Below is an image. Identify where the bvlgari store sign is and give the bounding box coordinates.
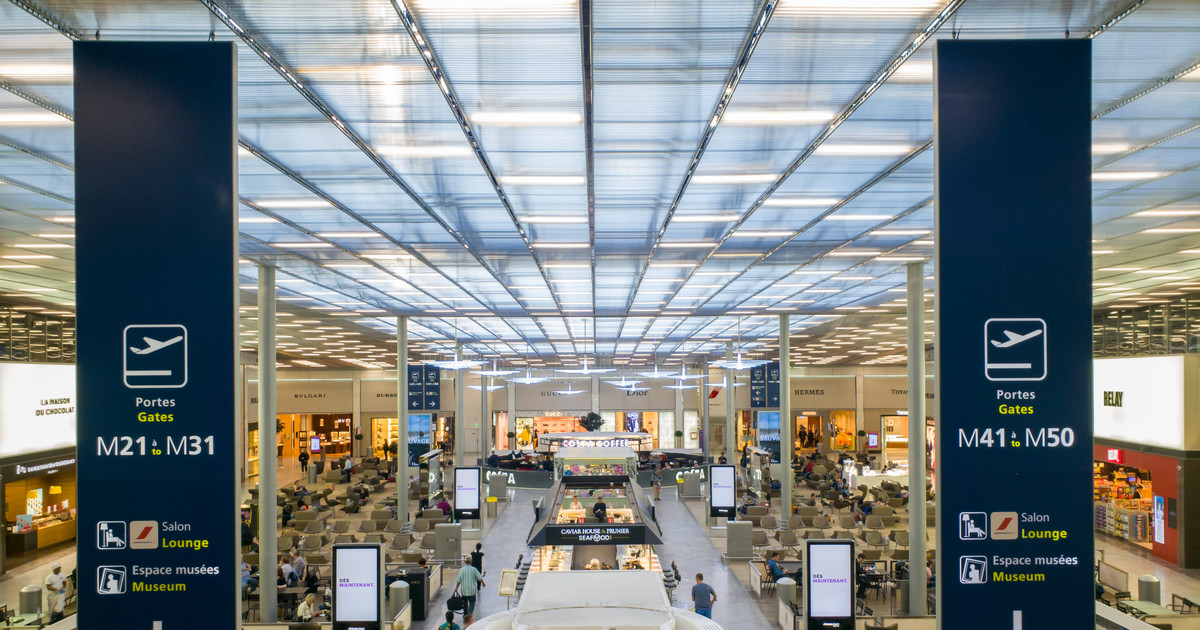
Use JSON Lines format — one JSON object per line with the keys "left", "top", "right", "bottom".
{"left": 245, "top": 378, "right": 353, "bottom": 414}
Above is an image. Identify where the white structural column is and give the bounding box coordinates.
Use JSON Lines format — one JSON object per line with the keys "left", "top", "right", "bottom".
{"left": 779, "top": 314, "right": 792, "bottom": 520}
{"left": 701, "top": 362, "right": 711, "bottom": 460}
{"left": 907, "top": 261, "right": 928, "bottom": 614}
{"left": 257, "top": 266, "right": 278, "bottom": 622}
{"left": 725, "top": 341, "right": 735, "bottom": 462}
{"left": 455, "top": 341, "right": 466, "bottom": 466}
{"left": 397, "top": 316, "right": 409, "bottom": 523}
{"left": 480, "top": 376, "right": 489, "bottom": 460}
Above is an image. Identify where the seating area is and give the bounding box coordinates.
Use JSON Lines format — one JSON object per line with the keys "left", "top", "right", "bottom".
{"left": 243, "top": 457, "right": 441, "bottom": 621}
{"left": 730, "top": 452, "right": 936, "bottom": 615}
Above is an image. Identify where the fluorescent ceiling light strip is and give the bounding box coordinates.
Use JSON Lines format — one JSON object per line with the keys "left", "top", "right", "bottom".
{"left": 531, "top": 243, "right": 589, "bottom": 249}
{"left": 470, "top": 111, "right": 582, "bottom": 124}
{"left": 731, "top": 230, "right": 793, "bottom": 237}
{"left": 499, "top": 176, "right": 585, "bottom": 186}
{"left": 1136, "top": 209, "right": 1200, "bottom": 217}
{"left": 826, "top": 214, "right": 894, "bottom": 221}
{"left": 689, "top": 174, "right": 777, "bottom": 185}
{"left": 674, "top": 214, "right": 742, "bottom": 222}
{"left": 0, "top": 112, "right": 71, "bottom": 126}
{"left": 317, "top": 232, "right": 384, "bottom": 238}
{"left": 274, "top": 242, "right": 333, "bottom": 248}
{"left": 721, "top": 109, "right": 835, "bottom": 124}
{"left": 1093, "top": 171, "right": 1162, "bottom": 181}
{"left": 239, "top": 217, "right": 279, "bottom": 224}
{"left": 519, "top": 216, "right": 588, "bottom": 224}
{"left": 814, "top": 144, "right": 914, "bottom": 156}
{"left": 761, "top": 198, "right": 841, "bottom": 207}
{"left": 255, "top": 199, "right": 332, "bottom": 208}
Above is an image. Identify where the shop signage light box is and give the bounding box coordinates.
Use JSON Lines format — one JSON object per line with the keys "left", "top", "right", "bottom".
{"left": 1094, "top": 356, "right": 1185, "bottom": 450}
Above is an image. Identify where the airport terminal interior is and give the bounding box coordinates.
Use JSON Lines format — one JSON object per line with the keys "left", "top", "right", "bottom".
{"left": 1, "top": 0, "right": 1200, "bottom": 628}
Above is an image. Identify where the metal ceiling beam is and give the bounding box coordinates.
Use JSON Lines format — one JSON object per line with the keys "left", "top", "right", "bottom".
{"left": 201, "top": 0, "right": 560, "bottom": 329}
{"left": 620, "top": 0, "right": 778, "bottom": 314}
{"left": 386, "top": 0, "right": 570, "bottom": 323}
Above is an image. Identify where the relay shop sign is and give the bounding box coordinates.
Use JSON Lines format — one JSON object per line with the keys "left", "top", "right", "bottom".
{"left": 74, "top": 42, "right": 238, "bottom": 628}
{"left": 935, "top": 40, "right": 1093, "bottom": 629}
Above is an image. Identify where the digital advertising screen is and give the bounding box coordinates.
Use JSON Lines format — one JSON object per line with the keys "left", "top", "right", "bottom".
{"left": 333, "top": 544, "right": 382, "bottom": 630}
{"left": 805, "top": 540, "right": 854, "bottom": 624}
{"left": 454, "top": 467, "right": 481, "bottom": 519}
{"left": 709, "top": 465, "right": 736, "bottom": 519}
{"left": 310, "top": 435, "right": 322, "bottom": 453}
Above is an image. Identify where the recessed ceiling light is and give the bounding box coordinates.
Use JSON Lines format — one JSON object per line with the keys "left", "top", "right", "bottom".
{"left": 1144, "top": 228, "right": 1200, "bottom": 234}
{"left": 13, "top": 243, "right": 71, "bottom": 249}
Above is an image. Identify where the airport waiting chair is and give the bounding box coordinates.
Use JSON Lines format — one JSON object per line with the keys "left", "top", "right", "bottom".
{"left": 863, "top": 530, "right": 888, "bottom": 551}
{"left": 757, "top": 515, "right": 778, "bottom": 533}
{"left": 419, "top": 533, "right": 437, "bottom": 551}
{"left": 362, "top": 534, "right": 385, "bottom": 544}
{"left": 300, "top": 520, "right": 324, "bottom": 535}
{"left": 330, "top": 520, "right": 351, "bottom": 534}
{"left": 751, "top": 530, "right": 770, "bottom": 552}
{"left": 389, "top": 534, "right": 412, "bottom": 551}
{"left": 299, "top": 536, "right": 324, "bottom": 553}
{"left": 786, "top": 515, "right": 805, "bottom": 530}
{"left": 357, "top": 520, "right": 377, "bottom": 534}
{"left": 384, "top": 520, "right": 405, "bottom": 533}
{"left": 334, "top": 534, "right": 358, "bottom": 545}
{"left": 276, "top": 536, "right": 294, "bottom": 552}
{"left": 890, "top": 530, "right": 910, "bottom": 549}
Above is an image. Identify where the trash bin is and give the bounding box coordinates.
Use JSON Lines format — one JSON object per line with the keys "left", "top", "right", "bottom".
{"left": 308, "top": 465, "right": 318, "bottom": 484}
{"left": 387, "top": 579, "right": 410, "bottom": 620}
{"left": 1138, "top": 574, "right": 1161, "bottom": 604}
{"left": 18, "top": 585, "right": 41, "bottom": 615}
{"left": 487, "top": 500, "right": 497, "bottom": 519}
{"left": 776, "top": 577, "right": 797, "bottom": 607}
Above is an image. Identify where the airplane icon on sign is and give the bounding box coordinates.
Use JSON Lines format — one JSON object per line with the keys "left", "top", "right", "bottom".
{"left": 129, "top": 336, "right": 184, "bottom": 355}
{"left": 989, "top": 329, "right": 1042, "bottom": 348}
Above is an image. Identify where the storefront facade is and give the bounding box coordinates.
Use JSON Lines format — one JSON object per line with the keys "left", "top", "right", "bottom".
{"left": 0, "top": 363, "right": 78, "bottom": 573}
{"left": 1093, "top": 355, "right": 1200, "bottom": 567}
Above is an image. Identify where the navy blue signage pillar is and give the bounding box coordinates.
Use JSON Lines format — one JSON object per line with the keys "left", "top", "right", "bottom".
{"left": 75, "top": 42, "right": 238, "bottom": 628}
{"left": 935, "top": 40, "right": 1092, "bottom": 629}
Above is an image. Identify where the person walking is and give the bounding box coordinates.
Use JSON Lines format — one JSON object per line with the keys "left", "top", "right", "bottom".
{"left": 44, "top": 563, "right": 68, "bottom": 622}
{"left": 691, "top": 573, "right": 717, "bottom": 619}
{"left": 470, "top": 543, "right": 485, "bottom": 575}
{"left": 651, "top": 465, "right": 662, "bottom": 501}
{"left": 438, "top": 610, "right": 460, "bottom": 630}
{"left": 454, "top": 556, "right": 485, "bottom": 616}
{"left": 298, "top": 448, "right": 309, "bottom": 473}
